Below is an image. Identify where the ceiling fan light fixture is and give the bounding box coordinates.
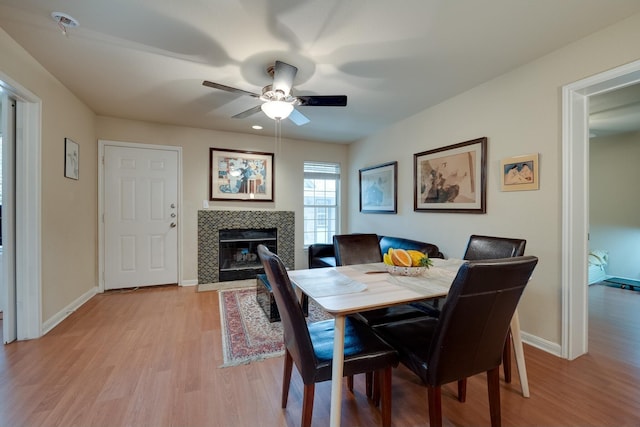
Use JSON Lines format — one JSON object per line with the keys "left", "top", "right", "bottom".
{"left": 261, "top": 101, "right": 294, "bottom": 120}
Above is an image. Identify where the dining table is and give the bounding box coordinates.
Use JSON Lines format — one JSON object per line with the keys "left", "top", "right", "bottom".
{"left": 288, "top": 258, "right": 530, "bottom": 427}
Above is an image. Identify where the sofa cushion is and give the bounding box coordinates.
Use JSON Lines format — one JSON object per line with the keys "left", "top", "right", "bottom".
{"left": 379, "top": 236, "right": 444, "bottom": 259}
{"left": 308, "top": 234, "right": 444, "bottom": 268}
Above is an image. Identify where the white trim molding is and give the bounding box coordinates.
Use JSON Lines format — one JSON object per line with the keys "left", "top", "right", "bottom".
{"left": 42, "top": 286, "right": 98, "bottom": 335}
{"left": 0, "top": 71, "right": 43, "bottom": 340}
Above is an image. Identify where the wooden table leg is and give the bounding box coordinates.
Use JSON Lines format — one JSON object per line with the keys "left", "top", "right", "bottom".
{"left": 510, "top": 309, "right": 530, "bottom": 397}
{"left": 330, "top": 314, "right": 346, "bottom": 427}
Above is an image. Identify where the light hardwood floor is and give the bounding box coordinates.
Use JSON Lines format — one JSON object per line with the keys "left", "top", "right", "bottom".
{"left": 0, "top": 283, "right": 638, "bottom": 426}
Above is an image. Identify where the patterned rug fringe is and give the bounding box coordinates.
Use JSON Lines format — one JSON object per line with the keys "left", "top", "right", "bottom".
{"left": 197, "top": 279, "right": 255, "bottom": 292}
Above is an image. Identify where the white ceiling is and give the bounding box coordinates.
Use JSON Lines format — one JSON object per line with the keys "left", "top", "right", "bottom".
{"left": 589, "top": 82, "right": 640, "bottom": 138}
{"left": 2, "top": 0, "right": 640, "bottom": 143}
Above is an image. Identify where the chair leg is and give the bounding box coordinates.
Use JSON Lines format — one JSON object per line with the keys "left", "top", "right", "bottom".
{"left": 379, "top": 367, "right": 392, "bottom": 427}
{"left": 457, "top": 378, "right": 467, "bottom": 402}
{"left": 427, "top": 385, "right": 442, "bottom": 427}
{"left": 372, "top": 371, "right": 381, "bottom": 407}
{"left": 487, "top": 366, "right": 502, "bottom": 427}
{"left": 503, "top": 328, "right": 512, "bottom": 383}
{"left": 365, "top": 372, "right": 373, "bottom": 398}
{"left": 347, "top": 375, "right": 354, "bottom": 392}
{"left": 282, "top": 349, "right": 293, "bottom": 408}
{"left": 301, "top": 383, "right": 315, "bottom": 427}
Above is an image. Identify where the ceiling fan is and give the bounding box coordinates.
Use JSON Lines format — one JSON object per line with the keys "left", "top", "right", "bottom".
{"left": 202, "top": 60, "right": 347, "bottom": 125}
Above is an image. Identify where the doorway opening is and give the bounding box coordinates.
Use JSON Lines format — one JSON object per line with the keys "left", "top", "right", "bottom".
{"left": 562, "top": 59, "right": 640, "bottom": 360}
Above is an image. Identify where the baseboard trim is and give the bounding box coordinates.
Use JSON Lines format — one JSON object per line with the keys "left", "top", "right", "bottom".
{"left": 181, "top": 279, "right": 198, "bottom": 287}
{"left": 522, "top": 331, "right": 562, "bottom": 357}
{"left": 42, "top": 286, "right": 99, "bottom": 335}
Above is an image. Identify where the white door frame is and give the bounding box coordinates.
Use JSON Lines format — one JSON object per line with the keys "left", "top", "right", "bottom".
{"left": 0, "top": 71, "right": 43, "bottom": 340}
{"left": 98, "top": 140, "right": 183, "bottom": 292}
{"left": 562, "top": 59, "right": 640, "bottom": 360}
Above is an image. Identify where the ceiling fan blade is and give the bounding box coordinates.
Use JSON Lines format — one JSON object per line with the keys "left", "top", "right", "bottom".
{"left": 297, "top": 95, "right": 347, "bottom": 107}
{"left": 272, "top": 61, "right": 298, "bottom": 96}
{"left": 232, "top": 105, "right": 263, "bottom": 119}
{"left": 203, "top": 80, "right": 260, "bottom": 98}
{"left": 288, "top": 108, "right": 310, "bottom": 126}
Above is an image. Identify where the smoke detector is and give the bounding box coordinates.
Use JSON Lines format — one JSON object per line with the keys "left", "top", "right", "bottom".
{"left": 51, "top": 12, "right": 79, "bottom": 35}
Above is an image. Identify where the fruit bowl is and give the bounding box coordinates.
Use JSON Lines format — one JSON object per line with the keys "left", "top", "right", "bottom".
{"left": 385, "top": 264, "right": 429, "bottom": 276}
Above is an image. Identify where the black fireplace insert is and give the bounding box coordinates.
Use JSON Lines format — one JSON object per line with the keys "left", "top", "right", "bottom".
{"left": 218, "top": 228, "right": 277, "bottom": 281}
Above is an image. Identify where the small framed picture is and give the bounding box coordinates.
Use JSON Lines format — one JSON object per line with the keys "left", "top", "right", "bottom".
{"left": 500, "top": 153, "right": 539, "bottom": 191}
{"left": 64, "top": 138, "right": 79, "bottom": 180}
{"left": 359, "top": 161, "right": 397, "bottom": 214}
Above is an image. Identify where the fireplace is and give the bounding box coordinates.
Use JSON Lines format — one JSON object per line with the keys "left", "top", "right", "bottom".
{"left": 198, "top": 210, "right": 294, "bottom": 283}
{"left": 218, "top": 228, "right": 277, "bottom": 281}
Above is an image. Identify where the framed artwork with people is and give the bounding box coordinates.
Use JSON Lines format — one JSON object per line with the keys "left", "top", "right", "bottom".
{"left": 500, "top": 153, "right": 539, "bottom": 191}
{"left": 209, "top": 148, "right": 274, "bottom": 201}
{"left": 414, "top": 137, "right": 487, "bottom": 213}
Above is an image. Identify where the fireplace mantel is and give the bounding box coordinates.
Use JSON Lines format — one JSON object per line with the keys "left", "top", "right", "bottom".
{"left": 198, "top": 210, "right": 294, "bottom": 283}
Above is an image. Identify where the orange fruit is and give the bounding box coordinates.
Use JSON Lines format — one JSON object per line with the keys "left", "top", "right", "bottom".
{"left": 390, "top": 248, "right": 412, "bottom": 267}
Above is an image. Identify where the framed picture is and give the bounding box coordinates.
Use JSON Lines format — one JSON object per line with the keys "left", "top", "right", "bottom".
{"left": 414, "top": 137, "right": 487, "bottom": 213}
{"left": 500, "top": 153, "right": 539, "bottom": 191}
{"left": 209, "top": 148, "right": 274, "bottom": 201}
{"left": 359, "top": 161, "right": 397, "bottom": 214}
{"left": 64, "top": 138, "right": 79, "bottom": 180}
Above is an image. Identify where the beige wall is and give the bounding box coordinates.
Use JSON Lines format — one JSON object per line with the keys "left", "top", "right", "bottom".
{"left": 3, "top": 11, "right": 640, "bottom": 349}
{"left": 589, "top": 131, "right": 640, "bottom": 279}
{"left": 0, "top": 27, "right": 97, "bottom": 323}
{"left": 347, "top": 13, "right": 640, "bottom": 347}
{"left": 95, "top": 117, "right": 349, "bottom": 278}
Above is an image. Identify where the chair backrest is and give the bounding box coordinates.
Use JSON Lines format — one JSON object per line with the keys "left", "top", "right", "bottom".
{"left": 426, "top": 256, "right": 538, "bottom": 386}
{"left": 257, "top": 245, "right": 317, "bottom": 383}
{"left": 333, "top": 234, "right": 382, "bottom": 266}
{"left": 463, "top": 235, "right": 526, "bottom": 260}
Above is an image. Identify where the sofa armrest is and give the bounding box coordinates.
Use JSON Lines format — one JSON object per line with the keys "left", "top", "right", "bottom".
{"left": 308, "top": 243, "right": 336, "bottom": 268}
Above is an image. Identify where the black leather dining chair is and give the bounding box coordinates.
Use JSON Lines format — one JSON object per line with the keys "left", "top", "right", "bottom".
{"left": 257, "top": 245, "right": 399, "bottom": 427}
{"left": 333, "top": 234, "right": 431, "bottom": 400}
{"left": 462, "top": 235, "right": 527, "bottom": 384}
{"left": 373, "top": 256, "right": 538, "bottom": 427}
{"left": 333, "top": 233, "right": 383, "bottom": 265}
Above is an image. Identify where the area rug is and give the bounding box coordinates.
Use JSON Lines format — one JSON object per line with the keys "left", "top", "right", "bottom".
{"left": 219, "top": 287, "right": 330, "bottom": 367}
{"left": 197, "top": 278, "right": 255, "bottom": 292}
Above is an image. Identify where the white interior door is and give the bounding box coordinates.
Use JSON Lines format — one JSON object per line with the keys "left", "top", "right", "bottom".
{"left": 104, "top": 145, "right": 178, "bottom": 290}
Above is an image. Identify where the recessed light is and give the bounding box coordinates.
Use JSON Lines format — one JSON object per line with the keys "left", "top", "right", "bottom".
{"left": 252, "top": 125, "right": 263, "bottom": 130}
{"left": 51, "top": 12, "right": 79, "bottom": 36}
{"left": 51, "top": 12, "right": 80, "bottom": 28}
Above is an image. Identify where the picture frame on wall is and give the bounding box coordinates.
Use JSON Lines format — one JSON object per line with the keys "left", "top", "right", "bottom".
{"left": 500, "top": 153, "right": 539, "bottom": 191}
{"left": 359, "top": 161, "right": 398, "bottom": 214}
{"left": 209, "top": 148, "right": 274, "bottom": 201}
{"left": 64, "top": 138, "right": 79, "bottom": 180}
{"left": 414, "top": 137, "right": 487, "bottom": 213}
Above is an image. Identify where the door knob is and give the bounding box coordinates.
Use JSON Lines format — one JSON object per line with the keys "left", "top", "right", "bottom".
{"left": 171, "top": 213, "right": 176, "bottom": 218}
{"left": 170, "top": 222, "right": 177, "bottom": 228}
{"left": 170, "top": 203, "right": 176, "bottom": 208}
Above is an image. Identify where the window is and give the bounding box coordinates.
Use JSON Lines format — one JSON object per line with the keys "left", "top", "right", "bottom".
{"left": 303, "top": 161, "right": 340, "bottom": 246}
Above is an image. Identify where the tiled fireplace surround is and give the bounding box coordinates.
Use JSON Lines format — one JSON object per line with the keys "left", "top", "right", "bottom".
{"left": 197, "top": 210, "right": 295, "bottom": 283}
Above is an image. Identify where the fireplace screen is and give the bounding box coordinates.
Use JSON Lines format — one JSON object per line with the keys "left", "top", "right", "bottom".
{"left": 218, "top": 228, "right": 277, "bottom": 281}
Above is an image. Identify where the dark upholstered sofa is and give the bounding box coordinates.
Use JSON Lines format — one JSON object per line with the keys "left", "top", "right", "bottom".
{"left": 308, "top": 235, "right": 444, "bottom": 268}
